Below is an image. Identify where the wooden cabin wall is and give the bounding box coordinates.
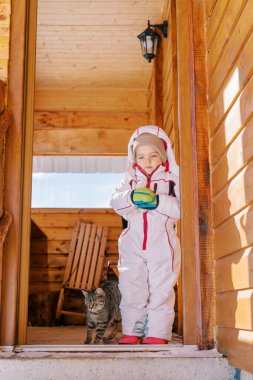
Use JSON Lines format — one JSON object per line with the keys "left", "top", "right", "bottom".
{"left": 0, "top": 1, "right": 10, "bottom": 83}
{"left": 33, "top": 81, "right": 147, "bottom": 156}
{"left": 30, "top": 208, "right": 121, "bottom": 325}
{"left": 0, "top": 0, "right": 11, "bottom": 213}
{"left": 148, "top": 0, "right": 179, "bottom": 159}
{"left": 205, "top": 0, "right": 253, "bottom": 373}
{"left": 0, "top": 0, "right": 10, "bottom": 280}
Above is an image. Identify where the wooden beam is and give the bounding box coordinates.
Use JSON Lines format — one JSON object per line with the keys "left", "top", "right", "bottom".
{"left": 0, "top": 0, "right": 27, "bottom": 346}
{"left": 0, "top": 210, "right": 12, "bottom": 314}
{"left": 154, "top": 39, "right": 163, "bottom": 127}
{"left": 0, "top": 81, "right": 5, "bottom": 113}
{"left": 34, "top": 89, "right": 147, "bottom": 113}
{"left": 191, "top": 0, "right": 215, "bottom": 349}
{"left": 0, "top": 107, "right": 12, "bottom": 217}
{"left": 34, "top": 111, "right": 148, "bottom": 130}
{"left": 33, "top": 128, "right": 133, "bottom": 155}
{"left": 18, "top": 0, "right": 38, "bottom": 345}
{"left": 176, "top": 0, "right": 200, "bottom": 345}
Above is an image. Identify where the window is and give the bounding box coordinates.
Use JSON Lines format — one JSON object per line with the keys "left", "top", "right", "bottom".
{"left": 31, "top": 156, "right": 127, "bottom": 208}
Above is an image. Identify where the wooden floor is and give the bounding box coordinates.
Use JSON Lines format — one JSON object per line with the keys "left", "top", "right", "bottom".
{"left": 27, "top": 326, "right": 183, "bottom": 346}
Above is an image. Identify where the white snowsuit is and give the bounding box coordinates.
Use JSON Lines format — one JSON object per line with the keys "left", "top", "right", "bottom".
{"left": 110, "top": 125, "right": 180, "bottom": 340}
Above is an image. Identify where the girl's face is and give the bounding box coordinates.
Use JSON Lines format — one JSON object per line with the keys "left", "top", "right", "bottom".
{"left": 136, "top": 145, "right": 163, "bottom": 174}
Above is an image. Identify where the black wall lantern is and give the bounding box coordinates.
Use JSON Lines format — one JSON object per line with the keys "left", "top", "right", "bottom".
{"left": 137, "top": 20, "right": 168, "bottom": 62}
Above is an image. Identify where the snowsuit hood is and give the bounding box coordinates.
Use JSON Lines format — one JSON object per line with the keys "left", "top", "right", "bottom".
{"left": 127, "top": 125, "right": 179, "bottom": 176}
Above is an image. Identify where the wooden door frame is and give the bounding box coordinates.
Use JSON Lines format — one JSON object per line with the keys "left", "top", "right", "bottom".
{"left": 1, "top": 0, "right": 211, "bottom": 347}
{"left": 17, "top": 0, "right": 38, "bottom": 344}
{"left": 0, "top": 0, "right": 37, "bottom": 345}
{"left": 176, "top": 0, "right": 214, "bottom": 347}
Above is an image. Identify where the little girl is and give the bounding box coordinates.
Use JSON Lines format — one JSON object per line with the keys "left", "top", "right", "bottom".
{"left": 110, "top": 125, "right": 180, "bottom": 344}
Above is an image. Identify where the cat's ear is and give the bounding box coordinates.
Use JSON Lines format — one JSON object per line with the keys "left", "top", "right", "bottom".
{"left": 95, "top": 288, "right": 105, "bottom": 296}
{"left": 82, "top": 290, "right": 88, "bottom": 298}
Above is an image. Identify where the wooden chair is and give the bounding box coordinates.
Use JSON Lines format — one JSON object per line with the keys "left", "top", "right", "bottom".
{"left": 56, "top": 220, "right": 108, "bottom": 320}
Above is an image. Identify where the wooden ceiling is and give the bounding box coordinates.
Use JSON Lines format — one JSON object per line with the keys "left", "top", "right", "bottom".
{"left": 35, "top": 0, "right": 165, "bottom": 112}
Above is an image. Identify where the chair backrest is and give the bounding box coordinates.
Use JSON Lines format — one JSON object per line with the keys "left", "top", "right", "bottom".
{"left": 63, "top": 220, "right": 108, "bottom": 290}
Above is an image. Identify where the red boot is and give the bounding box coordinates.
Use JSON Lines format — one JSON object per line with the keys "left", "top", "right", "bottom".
{"left": 118, "top": 335, "right": 142, "bottom": 344}
{"left": 142, "top": 337, "right": 168, "bottom": 344}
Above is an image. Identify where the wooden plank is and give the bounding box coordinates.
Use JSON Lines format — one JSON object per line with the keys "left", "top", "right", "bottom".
{"left": 0, "top": 2, "right": 10, "bottom": 24}
{"left": 163, "top": 105, "right": 173, "bottom": 136}
{"left": 31, "top": 226, "right": 121, "bottom": 241}
{"left": 0, "top": 0, "right": 27, "bottom": 346}
{"left": 29, "top": 282, "right": 62, "bottom": 293}
{"left": 38, "top": 1, "right": 163, "bottom": 14}
{"left": 87, "top": 226, "right": 102, "bottom": 289}
{"left": 94, "top": 227, "right": 108, "bottom": 287}
{"left": 207, "top": 0, "right": 247, "bottom": 77}
{"left": 80, "top": 225, "right": 96, "bottom": 289}
{"left": 208, "top": 0, "right": 253, "bottom": 104}
{"left": 69, "top": 223, "right": 86, "bottom": 287}
{"left": 216, "top": 289, "right": 253, "bottom": 330}
{"left": 33, "top": 128, "right": 134, "bottom": 155}
{"left": 176, "top": 0, "right": 199, "bottom": 345}
{"left": 30, "top": 240, "right": 70, "bottom": 254}
{"left": 154, "top": 38, "right": 163, "bottom": 127}
{"left": 191, "top": 0, "right": 215, "bottom": 349}
{"left": 205, "top": 0, "right": 217, "bottom": 19}
{"left": 31, "top": 239, "right": 117, "bottom": 258}
{"left": 62, "top": 221, "right": 79, "bottom": 284}
{"left": 213, "top": 161, "right": 253, "bottom": 227}
{"left": 75, "top": 224, "right": 91, "bottom": 288}
{"left": 0, "top": 36, "right": 9, "bottom": 60}
{"left": 210, "top": 75, "right": 253, "bottom": 166}
{"left": 212, "top": 118, "right": 253, "bottom": 196}
{"left": 34, "top": 111, "right": 147, "bottom": 130}
{"left": 30, "top": 268, "right": 65, "bottom": 283}
{"left": 0, "top": 80, "right": 5, "bottom": 112}
{"left": 37, "top": 13, "right": 162, "bottom": 27}
{"left": 215, "top": 247, "right": 253, "bottom": 292}
{"left": 170, "top": 0, "right": 180, "bottom": 165}
{"left": 31, "top": 208, "right": 117, "bottom": 214}
{"left": 209, "top": 34, "right": 253, "bottom": 134}
{"left": 0, "top": 60, "right": 8, "bottom": 81}
{"left": 31, "top": 213, "right": 122, "bottom": 228}
{"left": 30, "top": 254, "right": 67, "bottom": 268}
{"left": 34, "top": 90, "right": 147, "bottom": 113}
{"left": 214, "top": 205, "right": 253, "bottom": 259}
{"left": 206, "top": 0, "right": 229, "bottom": 50}
{"left": 216, "top": 327, "right": 253, "bottom": 373}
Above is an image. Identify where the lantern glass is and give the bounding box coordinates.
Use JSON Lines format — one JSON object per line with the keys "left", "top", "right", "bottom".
{"left": 137, "top": 28, "right": 159, "bottom": 62}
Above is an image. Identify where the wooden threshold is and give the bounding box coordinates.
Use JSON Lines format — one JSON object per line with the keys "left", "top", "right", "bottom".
{"left": 8, "top": 345, "right": 224, "bottom": 359}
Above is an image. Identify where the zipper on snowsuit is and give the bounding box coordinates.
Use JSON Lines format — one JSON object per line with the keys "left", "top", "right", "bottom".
{"left": 136, "top": 165, "right": 160, "bottom": 250}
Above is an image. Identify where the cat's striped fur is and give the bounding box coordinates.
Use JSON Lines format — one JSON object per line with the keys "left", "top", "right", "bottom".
{"left": 82, "top": 280, "right": 121, "bottom": 344}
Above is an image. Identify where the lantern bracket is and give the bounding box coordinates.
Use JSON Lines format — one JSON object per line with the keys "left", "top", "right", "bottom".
{"left": 148, "top": 20, "right": 168, "bottom": 38}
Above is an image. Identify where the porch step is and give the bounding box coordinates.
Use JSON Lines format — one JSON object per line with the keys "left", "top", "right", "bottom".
{"left": 0, "top": 346, "right": 237, "bottom": 380}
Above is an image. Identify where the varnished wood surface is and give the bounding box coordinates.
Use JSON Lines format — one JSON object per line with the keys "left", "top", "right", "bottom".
{"left": 0, "top": 2, "right": 10, "bottom": 83}
{"left": 0, "top": 0, "right": 26, "bottom": 347}
{"left": 35, "top": 1, "right": 163, "bottom": 92}
{"left": 30, "top": 208, "right": 121, "bottom": 295}
{"left": 206, "top": 0, "right": 253, "bottom": 372}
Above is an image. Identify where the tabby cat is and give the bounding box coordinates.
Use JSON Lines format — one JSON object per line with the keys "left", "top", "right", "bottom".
{"left": 82, "top": 280, "right": 121, "bottom": 344}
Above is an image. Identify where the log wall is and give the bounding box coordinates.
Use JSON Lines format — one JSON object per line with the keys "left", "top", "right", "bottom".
{"left": 30, "top": 208, "right": 121, "bottom": 325}
{"left": 205, "top": 0, "right": 253, "bottom": 373}
{"left": 0, "top": 1, "right": 10, "bottom": 83}
{"left": 148, "top": 0, "right": 179, "bottom": 160}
